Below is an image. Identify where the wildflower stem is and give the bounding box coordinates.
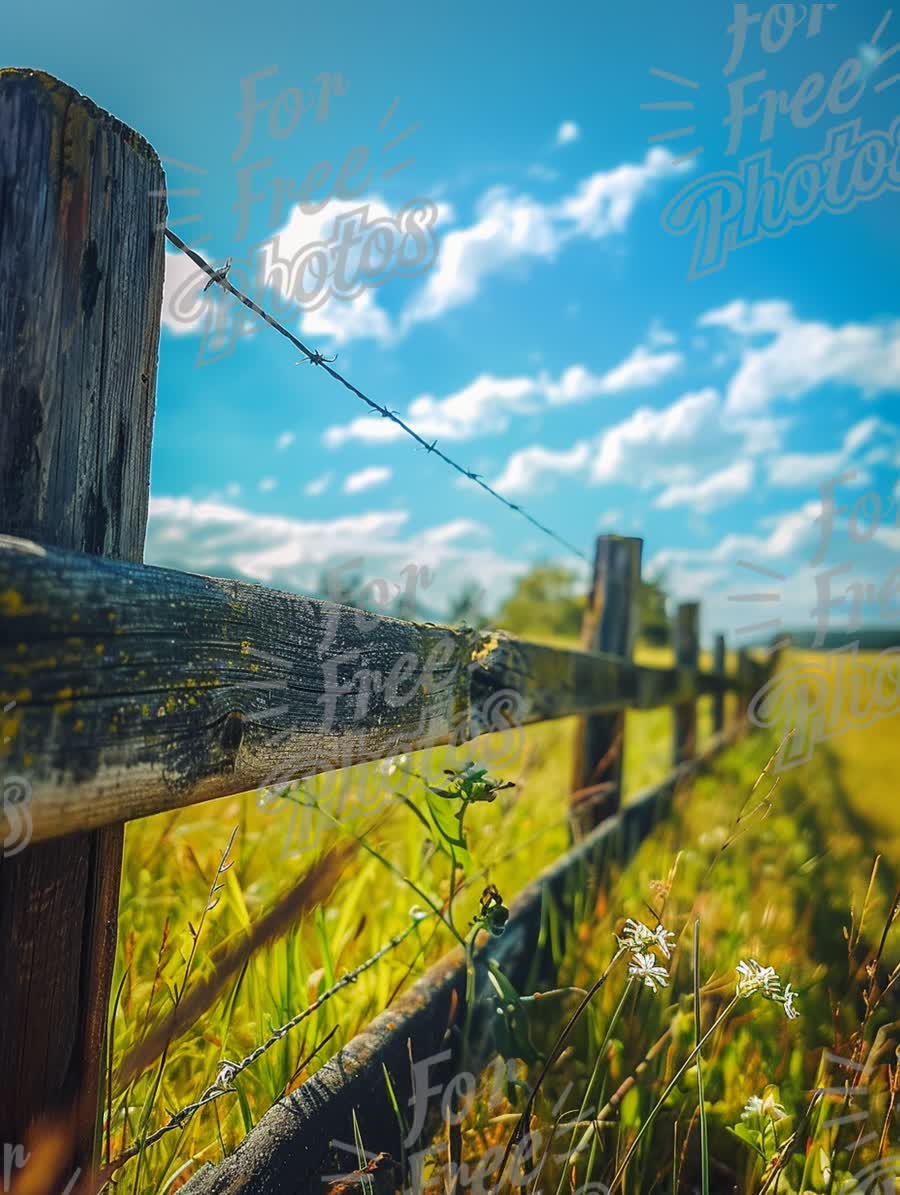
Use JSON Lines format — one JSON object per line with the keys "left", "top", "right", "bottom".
{"left": 283, "top": 789, "right": 465, "bottom": 948}
{"left": 554, "top": 978, "right": 635, "bottom": 1193}
{"left": 607, "top": 996, "right": 740, "bottom": 1194}
{"left": 497, "top": 946, "right": 628, "bottom": 1185}
{"left": 693, "top": 919, "right": 710, "bottom": 1195}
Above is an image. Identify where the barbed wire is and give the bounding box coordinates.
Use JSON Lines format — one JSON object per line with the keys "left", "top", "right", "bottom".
{"left": 103, "top": 764, "right": 624, "bottom": 1184}
{"left": 106, "top": 911, "right": 432, "bottom": 1170}
{"left": 164, "top": 229, "right": 589, "bottom": 564}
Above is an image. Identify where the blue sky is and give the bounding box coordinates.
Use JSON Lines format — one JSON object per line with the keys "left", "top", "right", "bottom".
{"left": 8, "top": 0, "right": 900, "bottom": 642}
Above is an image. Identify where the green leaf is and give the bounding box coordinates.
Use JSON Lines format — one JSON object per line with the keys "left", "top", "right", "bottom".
{"left": 726, "top": 1124, "right": 766, "bottom": 1160}
{"left": 423, "top": 786, "right": 471, "bottom": 868}
{"left": 487, "top": 961, "right": 540, "bottom": 1065}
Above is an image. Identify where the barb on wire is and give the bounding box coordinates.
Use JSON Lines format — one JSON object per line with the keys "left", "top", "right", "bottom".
{"left": 298, "top": 351, "right": 338, "bottom": 366}
{"left": 165, "top": 229, "right": 588, "bottom": 564}
{"left": 104, "top": 911, "right": 432, "bottom": 1173}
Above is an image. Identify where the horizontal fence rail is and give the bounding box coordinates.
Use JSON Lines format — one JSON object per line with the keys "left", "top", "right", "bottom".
{"left": 0, "top": 535, "right": 765, "bottom": 843}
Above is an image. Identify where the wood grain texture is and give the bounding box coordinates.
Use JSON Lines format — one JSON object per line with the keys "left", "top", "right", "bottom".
{"left": 571, "top": 535, "right": 642, "bottom": 833}
{"left": 0, "top": 69, "right": 165, "bottom": 558}
{"left": 0, "top": 537, "right": 749, "bottom": 842}
{"left": 0, "top": 67, "right": 165, "bottom": 1178}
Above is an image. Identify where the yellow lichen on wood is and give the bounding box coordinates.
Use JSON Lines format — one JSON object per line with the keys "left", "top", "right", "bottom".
{"left": 470, "top": 633, "right": 501, "bottom": 666}
{"left": 0, "top": 589, "right": 31, "bottom": 617}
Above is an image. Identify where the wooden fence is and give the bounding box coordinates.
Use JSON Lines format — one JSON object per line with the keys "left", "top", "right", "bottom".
{"left": 0, "top": 69, "right": 773, "bottom": 1194}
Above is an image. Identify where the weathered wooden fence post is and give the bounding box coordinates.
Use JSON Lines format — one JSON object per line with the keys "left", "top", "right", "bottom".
{"left": 673, "top": 602, "right": 699, "bottom": 765}
{"left": 0, "top": 68, "right": 165, "bottom": 1182}
{"left": 736, "top": 647, "right": 752, "bottom": 724}
{"left": 570, "top": 535, "right": 642, "bottom": 835}
{"left": 712, "top": 632, "right": 726, "bottom": 736}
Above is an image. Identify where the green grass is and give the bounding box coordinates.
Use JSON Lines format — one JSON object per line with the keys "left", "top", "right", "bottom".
{"left": 100, "top": 648, "right": 898, "bottom": 1193}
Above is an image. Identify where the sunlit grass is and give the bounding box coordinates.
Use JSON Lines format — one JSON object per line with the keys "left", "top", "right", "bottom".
{"left": 107, "top": 647, "right": 899, "bottom": 1193}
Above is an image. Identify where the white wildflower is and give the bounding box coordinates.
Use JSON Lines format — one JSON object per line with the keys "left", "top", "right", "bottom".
{"left": 741, "top": 1095, "right": 765, "bottom": 1120}
{"left": 617, "top": 918, "right": 676, "bottom": 960}
{"left": 736, "top": 958, "right": 781, "bottom": 999}
{"left": 649, "top": 923, "right": 677, "bottom": 959}
{"left": 781, "top": 982, "right": 800, "bottom": 1021}
{"left": 741, "top": 1092, "right": 787, "bottom": 1124}
{"left": 736, "top": 959, "right": 800, "bottom": 1020}
{"left": 627, "top": 951, "right": 670, "bottom": 992}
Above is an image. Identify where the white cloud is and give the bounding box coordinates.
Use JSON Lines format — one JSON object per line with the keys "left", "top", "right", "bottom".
{"left": 225, "top": 482, "right": 241, "bottom": 499}
{"left": 160, "top": 249, "right": 211, "bottom": 335}
{"left": 556, "top": 120, "right": 581, "bottom": 146}
{"left": 400, "top": 187, "right": 561, "bottom": 333}
{"left": 401, "top": 147, "right": 691, "bottom": 334}
{"left": 325, "top": 373, "right": 541, "bottom": 448}
{"left": 647, "top": 492, "right": 900, "bottom": 641}
{"left": 485, "top": 384, "right": 779, "bottom": 501}
{"left": 163, "top": 149, "right": 692, "bottom": 351}
{"left": 160, "top": 250, "right": 256, "bottom": 347}
{"left": 767, "top": 417, "right": 894, "bottom": 488}
{"left": 343, "top": 465, "right": 393, "bottom": 494}
{"left": 145, "top": 496, "right": 523, "bottom": 611}
{"left": 325, "top": 336, "right": 681, "bottom": 450}
{"left": 591, "top": 388, "right": 722, "bottom": 485}
{"left": 492, "top": 442, "right": 591, "bottom": 496}
{"left": 304, "top": 473, "right": 332, "bottom": 497}
{"left": 700, "top": 299, "right": 900, "bottom": 414}
{"left": 258, "top": 477, "right": 278, "bottom": 493}
{"left": 545, "top": 346, "right": 683, "bottom": 405}
{"left": 276, "top": 431, "right": 296, "bottom": 452}
{"left": 655, "top": 460, "right": 754, "bottom": 512}
{"left": 486, "top": 384, "right": 785, "bottom": 500}
{"left": 555, "top": 147, "right": 690, "bottom": 239}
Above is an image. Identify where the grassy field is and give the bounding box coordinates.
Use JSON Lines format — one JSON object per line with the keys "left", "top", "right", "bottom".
{"left": 102, "top": 648, "right": 899, "bottom": 1193}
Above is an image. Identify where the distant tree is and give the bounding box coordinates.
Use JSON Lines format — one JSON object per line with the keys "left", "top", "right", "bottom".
{"left": 494, "top": 565, "right": 585, "bottom": 640}
{"left": 638, "top": 573, "right": 670, "bottom": 646}
{"left": 494, "top": 562, "right": 670, "bottom": 645}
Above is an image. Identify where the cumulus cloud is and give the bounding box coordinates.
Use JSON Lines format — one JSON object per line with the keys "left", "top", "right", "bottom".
{"left": 700, "top": 299, "right": 900, "bottom": 414}
{"left": 400, "top": 147, "right": 691, "bottom": 334}
{"left": 160, "top": 249, "right": 211, "bottom": 335}
{"left": 591, "top": 388, "right": 721, "bottom": 485}
{"left": 399, "top": 187, "right": 561, "bottom": 333}
{"left": 766, "top": 418, "right": 891, "bottom": 489}
{"left": 487, "top": 386, "right": 784, "bottom": 501}
{"left": 162, "top": 148, "right": 691, "bottom": 350}
{"left": 324, "top": 334, "right": 681, "bottom": 449}
{"left": 647, "top": 490, "right": 900, "bottom": 640}
{"left": 276, "top": 431, "right": 296, "bottom": 452}
{"left": 556, "top": 120, "right": 581, "bottom": 146}
{"left": 145, "top": 496, "right": 523, "bottom": 611}
{"left": 545, "top": 346, "right": 682, "bottom": 404}
{"left": 342, "top": 465, "right": 393, "bottom": 494}
{"left": 555, "top": 147, "right": 689, "bottom": 238}
{"left": 655, "top": 460, "right": 754, "bottom": 512}
{"left": 492, "top": 442, "right": 591, "bottom": 496}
